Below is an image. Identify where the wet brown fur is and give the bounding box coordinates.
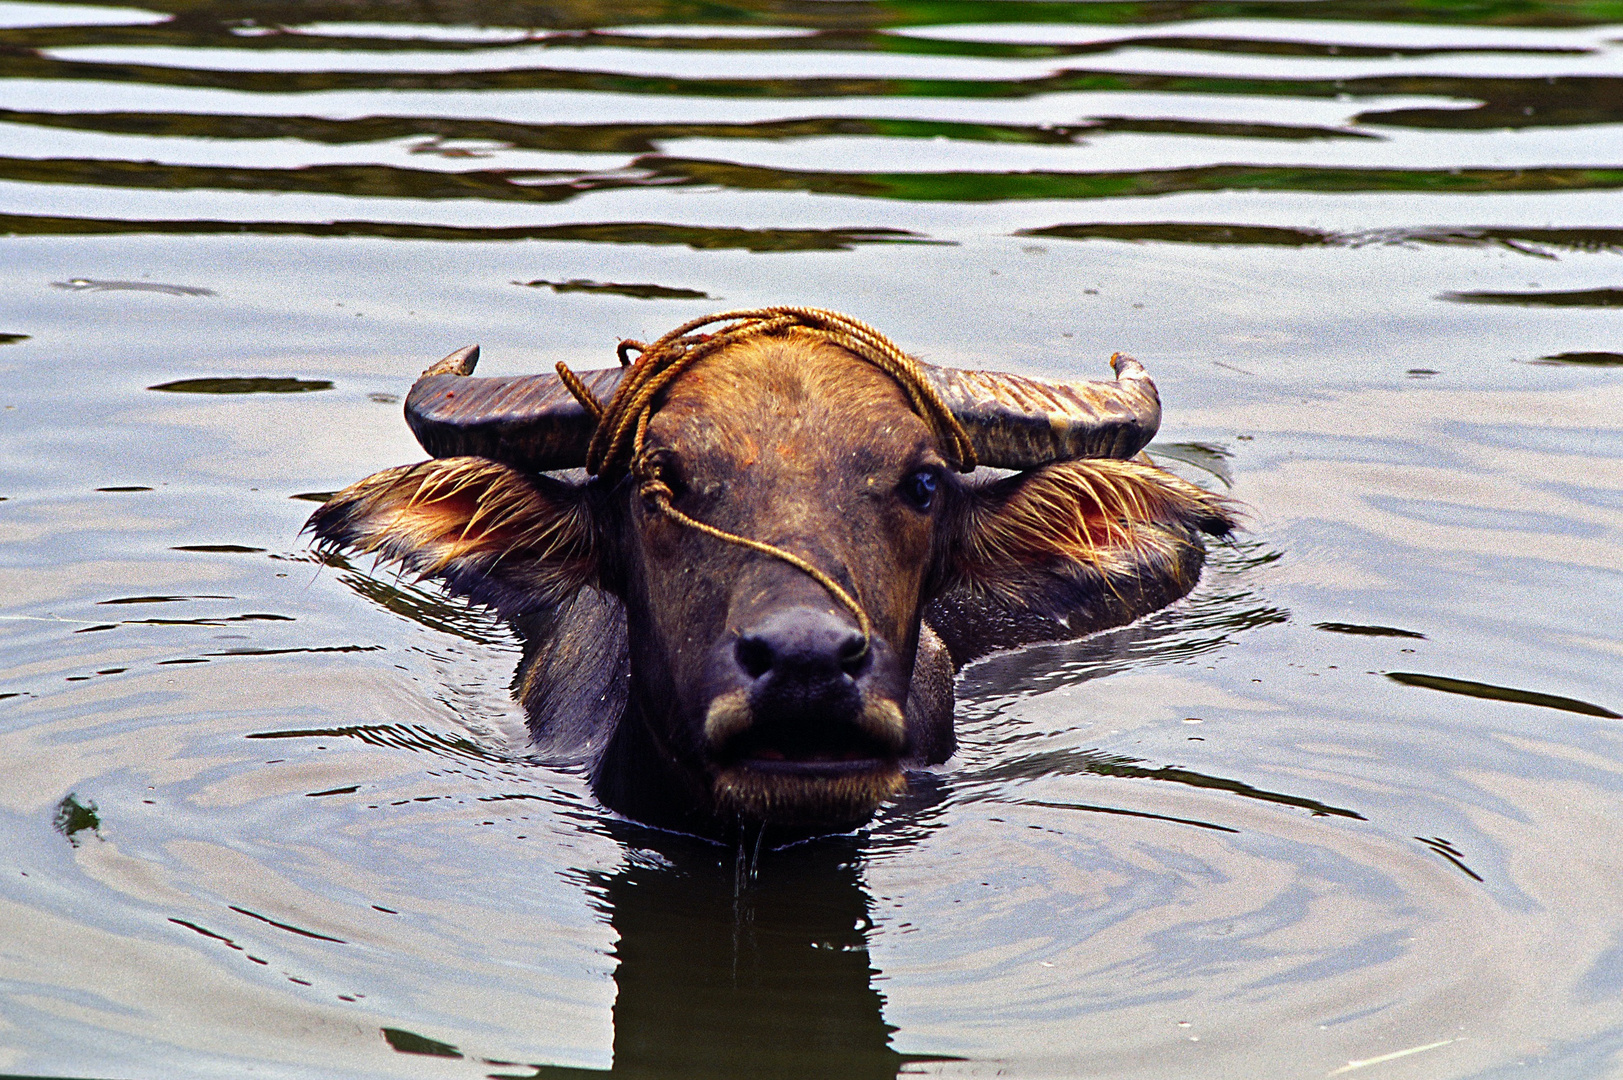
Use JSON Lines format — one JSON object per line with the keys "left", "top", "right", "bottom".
{"left": 309, "top": 457, "right": 594, "bottom": 613}
{"left": 958, "top": 457, "right": 1233, "bottom": 606}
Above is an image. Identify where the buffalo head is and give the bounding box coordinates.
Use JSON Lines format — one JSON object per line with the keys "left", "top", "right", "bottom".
{"left": 308, "top": 309, "right": 1233, "bottom": 839}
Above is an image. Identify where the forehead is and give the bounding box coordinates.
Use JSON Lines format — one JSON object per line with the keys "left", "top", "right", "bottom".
{"left": 647, "top": 333, "right": 935, "bottom": 465}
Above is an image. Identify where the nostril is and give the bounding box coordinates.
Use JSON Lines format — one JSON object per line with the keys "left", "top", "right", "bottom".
{"left": 735, "top": 634, "right": 775, "bottom": 680}
{"left": 838, "top": 632, "right": 870, "bottom": 678}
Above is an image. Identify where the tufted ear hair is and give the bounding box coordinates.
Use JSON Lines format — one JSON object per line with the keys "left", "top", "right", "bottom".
{"left": 305, "top": 457, "right": 596, "bottom": 620}
{"left": 933, "top": 459, "right": 1236, "bottom": 662}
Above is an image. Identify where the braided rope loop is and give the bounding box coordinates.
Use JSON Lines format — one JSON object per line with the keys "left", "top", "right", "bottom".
{"left": 557, "top": 308, "right": 976, "bottom": 656}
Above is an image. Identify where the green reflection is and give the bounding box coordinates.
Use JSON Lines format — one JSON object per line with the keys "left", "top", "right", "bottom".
{"left": 1533, "top": 351, "right": 1623, "bottom": 366}
{"left": 640, "top": 157, "right": 1623, "bottom": 202}
{"left": 148, "top": 377, "right": 333, "bottom": 394}
{"left": 21, "top": 154, "right": 1606, "bottom": 208}
{"left": 52, "top": 793, "right": 100, "bottom": 847}
{"left": 1386, "top": 672, "right": 1622, "bottom": 718}
{"left": 0, "top": 108, "right": 1369, "bottom": 151}
{"left": 7, "top": 0, "right": 1623, "bottom": 36}
{"left": 0, "top": 19, "right": 1602, "bottom": 58}
{"left": 6, "top": 48, "right": 1620, "bottom": 130}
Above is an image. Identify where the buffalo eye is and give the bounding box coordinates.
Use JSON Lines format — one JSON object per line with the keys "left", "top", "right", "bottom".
{"left": 900, "top": 468, "right": 938, "bottom": 512}
{"left": 642, "top": 451, "right": 687, "bottom": 500}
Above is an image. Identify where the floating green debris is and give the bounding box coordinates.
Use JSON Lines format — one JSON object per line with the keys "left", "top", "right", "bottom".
{"left": 148, "top": 377, "right": 333, "bottom": 394}
{"left": 95, "top": 485, "right": 153, "bottom": 492}
{"left": 53, "top": 793, "right": 100, "bottom": 847}
{"left": 1387, "top": 672, "right": 1620, "bottom": 718}
{"left": 517, "top": 278, "right": 712, "bottom": 299}
{"left": 1316, "top": 622, "right": 1427, "bottom": 639}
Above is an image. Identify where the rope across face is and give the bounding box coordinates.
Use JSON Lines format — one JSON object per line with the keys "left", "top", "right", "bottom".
{"left": 556, "top": 307, "right": 979, "bottom": 659}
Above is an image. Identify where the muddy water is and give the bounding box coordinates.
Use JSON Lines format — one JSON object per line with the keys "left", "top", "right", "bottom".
{"left": 1, "top": 2, "right": 1621, "bottom": 1078}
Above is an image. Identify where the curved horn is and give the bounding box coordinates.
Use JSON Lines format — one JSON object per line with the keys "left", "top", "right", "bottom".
{"left": 404, "top": 346, "right": 628, "bottom": 472}
{"left": 404, "top": 345, "right": 1160, "bottom": 474}
{"left": 922, "top": 353, "right": 1161, "bottom": 467}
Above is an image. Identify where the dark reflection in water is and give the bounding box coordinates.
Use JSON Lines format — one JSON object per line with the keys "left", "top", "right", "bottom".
{"left": 1414, "top": 835, "right": 1484, "bottom": 882}
{"left": 1023, "top": 222, "right": 1623, "bottom": 256}
{"left": 12, "top": 155, "right": 1619, "bottom": 207}
{"left": 0, "top": 108, "right": 1369, "bottom": 152}
{"left": 247, "top": 721, "right": 518, "bottom": 763}
{"left": 52, "top": 793, "right": 100, "bottom": 848}
{"left": 516, "top": 836, "right": 945, "bottom": 1080}
{"left": 973, "top": 747, "right": 1365, "bottom": 820}
{"left": 0, "top": 213, "right": 926, "bottom": 251}
{"left": 516, "top": 279, "right": 713, "bottom": 300}
{"left": 1442, "top": 288, "right": 1623, "bottom": 307}
{"left": 6, "top": 46, "right": 1621, "bottom": 132}
{"left": 1386, "top": 671, "right": 1622, "bottom": 719}
{"left": 148, "top": 377, "right": 333, "bottom": 393}
{"left": 956, "top": 538, "right": 1288, "bottom": 696}
{"left": 0, "top": 18, "right": 1597, "bottom": 59}
{"left": 1149, "top": 440, "right": 1232, "bottom": 487}
{"left": 1534, "top": 351, "right": 1623, "bottom": 366}
{"left": 1314, "top": 621, "right": 1426, "bottom": 639}
{"left": 368, "top": 837, "right": 943, "bottom": 1078}
{"left": 333, "top": 563, "right": 513, "bottom": 645}
{"left": 50, "top": 277, "right": 214, "bottom": 296}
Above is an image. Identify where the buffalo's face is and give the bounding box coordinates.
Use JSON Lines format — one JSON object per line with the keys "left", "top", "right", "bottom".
{"left": 307, "top": 317, "right": 1236, "bottom": 838}
{"left": 616, "top": 336, "right": 946, "bottom": 829}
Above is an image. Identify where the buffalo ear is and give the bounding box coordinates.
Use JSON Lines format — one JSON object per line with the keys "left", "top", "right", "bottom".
{"left": 935, "top": 459, "right": 1235, "bottom": 659}
{"left": 305, "top": 457, "right": 595, "bottom": 619}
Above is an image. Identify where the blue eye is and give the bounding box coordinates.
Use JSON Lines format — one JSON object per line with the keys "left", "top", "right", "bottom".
{"left": 902, "top": 469, "right": 937, "bottom": 511}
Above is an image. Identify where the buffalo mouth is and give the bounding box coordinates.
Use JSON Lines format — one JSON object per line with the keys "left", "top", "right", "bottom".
{"left": 705, "top": 691, "right": 908, "bottom": 828}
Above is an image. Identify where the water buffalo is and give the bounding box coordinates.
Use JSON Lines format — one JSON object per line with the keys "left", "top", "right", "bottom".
{"left": 308, "top": 309, "right": 1233, "bottom": 840}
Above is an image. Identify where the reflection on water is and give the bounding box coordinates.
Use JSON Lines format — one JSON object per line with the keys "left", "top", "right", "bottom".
{"left": 370, "top": 839, "right": 946, "bottom": 1080}
{"left": 148, "top": 376, "right": 334, "bottom": 393}
{"left": 1386, "top": 671, "right": 1622, "bottom": 719}
{"left": 516, "top": 278, "right": 713, "bottom": 299}
{"left": 2, "top": 0, "right": 1623, "bottom": 1077}
{"left": 569, "top": 840, "right": 932, "bottom": 1080}
{"left": 1020, "top": 222, "right": 1623, "bottom": 255}
{"left": 50, "top": 275, "right": 214, "bottom": 294}
{"left": 1443, "top": 287, "right": 1623, "bottom": 307}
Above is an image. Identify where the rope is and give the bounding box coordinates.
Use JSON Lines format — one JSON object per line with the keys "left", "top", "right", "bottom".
{"left": 555, "top": 307, "right": 978, "bottom": 657}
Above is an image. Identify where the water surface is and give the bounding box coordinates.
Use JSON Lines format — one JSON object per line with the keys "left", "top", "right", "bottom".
{"left": 1, "top": 2, "right": 1621, "bottom": 1077}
